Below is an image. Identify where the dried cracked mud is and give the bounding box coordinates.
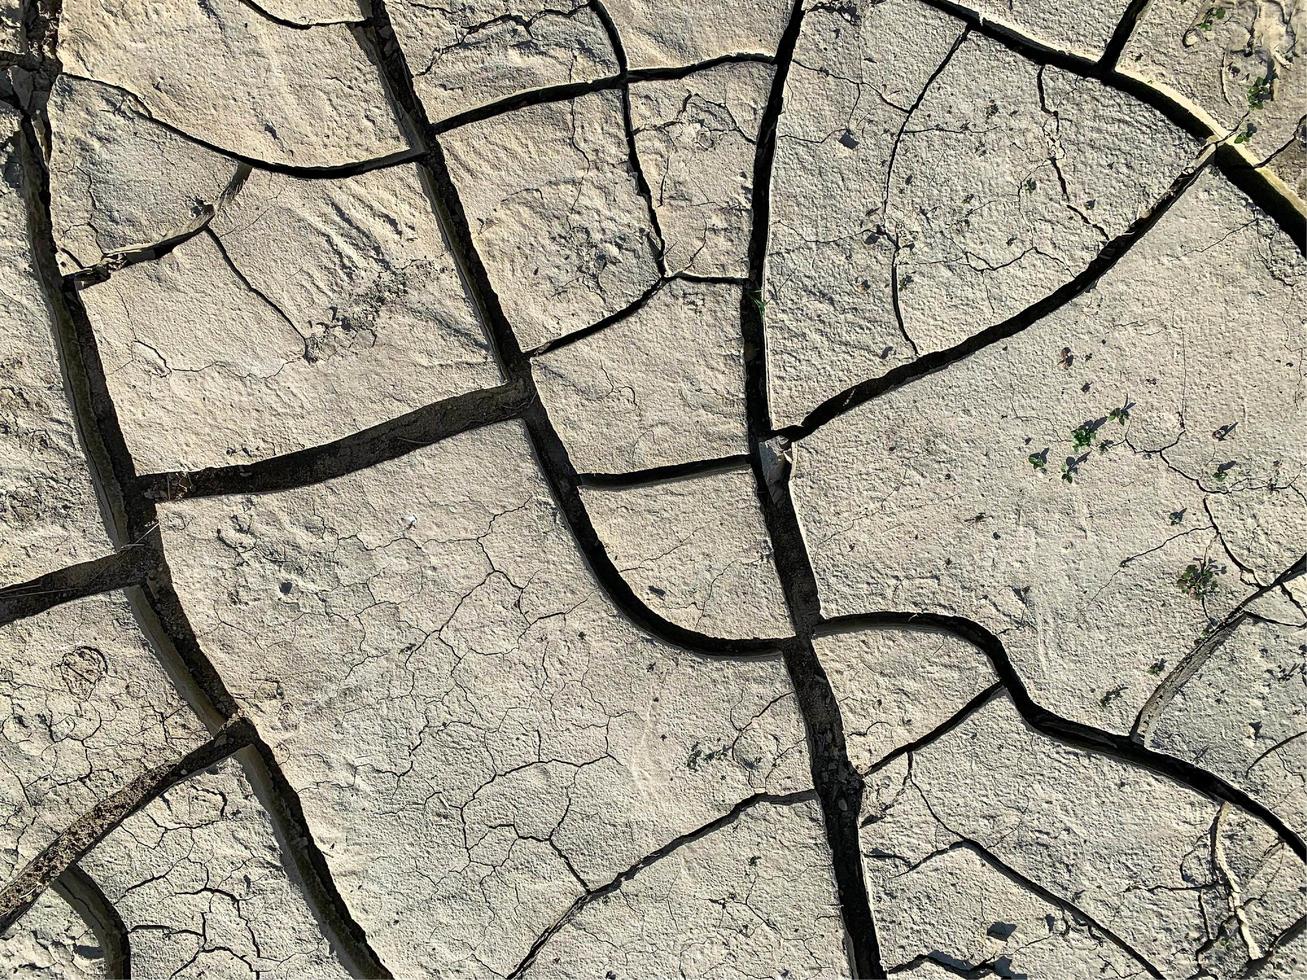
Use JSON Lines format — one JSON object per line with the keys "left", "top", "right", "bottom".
{"left": 0, "top": 0, "right": 1304, "bottom": 977}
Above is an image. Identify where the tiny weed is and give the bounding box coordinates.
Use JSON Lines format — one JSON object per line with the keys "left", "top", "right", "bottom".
{"left": 1197, "top": 5, "right": 1226, "bottom": 31}
{"left": 1071, "top": 422, "right": 1096, "bottom": 450}
{"left": 1233, "top": 123, "right": 1256, "bottom": 145}
{"left": 1028, "top": 449, "right": 1048, "bottom": 471}
{"left": 1177, "top": 558, "right": 1222, "bottom": 600}
{"left": 1108, "top": 405, "right": 1130, "bottom": 425}
{"left": 749, "top": 290, "right": 768, "bottom": 318}
{"left": 1147, "top": 659, "right": 1167, "bottom": 675}
{"left": 1248, "top": 74, "right": 1272, "bottom": 110}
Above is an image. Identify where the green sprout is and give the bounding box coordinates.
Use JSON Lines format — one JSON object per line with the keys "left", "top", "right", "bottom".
{"left": 1233, "top": 123, "right": 1256, "bottom": 144}
{"left": 1071, "top": 422, "right": 1097, "bottom": 450}
{"left": 749, "top": 290, "right": 768, "bottom": 319}
{"left": 1177, "top": 559, "right": 1221, "bottom": 599}
{"left": 1028, "top": 451, "right": 1047, "bottom": 471}
{"left": 1197, "top": 5, "right": 1226, "bottom": 31}
{"left": 1108, "top": 405, "right": 1130, "bottom": 425}
{"left": 1061, "top": 461, "right": 1076, "bottom": 484}
{"left": 1248, "top": 74, "right": 1272, "bottom": 110}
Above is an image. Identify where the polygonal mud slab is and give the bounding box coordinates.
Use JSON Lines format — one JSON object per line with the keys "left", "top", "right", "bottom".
{"left": 2, "top": 0, "right": 1305, "bottom": 977}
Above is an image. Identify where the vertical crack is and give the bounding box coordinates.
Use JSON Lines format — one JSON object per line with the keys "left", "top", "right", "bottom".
{"left": 740, "top": 2, "right": 885, "bottom": 975}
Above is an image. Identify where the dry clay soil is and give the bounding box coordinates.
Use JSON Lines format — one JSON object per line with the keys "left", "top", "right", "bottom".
{"left": 1, "top": 0, "right": 1305, "bottom": 978}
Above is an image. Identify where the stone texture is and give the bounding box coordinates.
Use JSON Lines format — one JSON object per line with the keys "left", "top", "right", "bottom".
{"left": 0, "top": 104, "right": 111, "bottom": 586}
{"left": 793, "top": 170, "right": 1305, "bottom": 733}
{"left": 58, "top": 0, "right": 407, "bottom": 166}
{"left": 77, "top": 161, "right": 499, "bottom": 473}
{"left": 391, "top": 0, "right": 618, "bottom": 122}
{"left": 79, "top": 758, "right": 351, "bottom": 979}
{"left": 630, "top": 63, "right": 773, "bottom": 277}
{"left": 522, "top": 798, "right": 845, "bottom": 978}
{"left": 5, "top": 0, "right": 1306, "bottom": 975}
{"left": 0, "top": 887, "right": 100, "bottom": 979}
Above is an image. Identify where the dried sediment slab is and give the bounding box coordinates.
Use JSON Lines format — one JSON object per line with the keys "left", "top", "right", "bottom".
{"left": 46, "top": 77, "right": 245, "bottom": 273}
{"left": 888, "top": 39, "right": 1195, "bottom": 354}
{"left": 870, "top": 840, "right": 1152, "bottom": 978}
{"left": 57, "top": 0, "right": 407, "bottom": 166}
{"left": 962, "top": 0, "right": 1137, "bottom": 60}
{"left": 77, "top": 162, "right": 499, "bottom": 473}
{"left": 533, "top": 279, "right": 747, "bottom": 472}
{"left": 768, "top": 3, "right": 1198, "bottom": 426}
{"left": 0, "top": 107, "right": 111, "bottom": 585}
{"left": 78, "top": 758, "right": 351, "bottom": 980}
{"left": 815, "top": 627, "right": 995, "bottom": 773}
{"left": 390, "top": 0, "right": 618, "bottom": 122}
{"left": 860, "top": 695, "right": 1304, "bottom": 976}
{"left": 630, "top": 63, "right": 773, "bottom": 277}
{"left": 581, "top": 468, "right": 792, "bottom": 640}
{"left": 767, "top": 0, "right": 964, "bottom": 426}
{"left": 0, "top": 887, "right": 101, "bottom": 979}
{"left": 603, "top": 0, "right": 790, "bottom": 68}
{"left": 442, "top": 91, "right": 661, "bottom": 350}
{"left": 0, "top": 591, "right": 207, "bottom": 883}
{"left": 1146, "top": 618, "right": 1307, "bottom": 841}
{"left": 521, "top": 798, "right": 845, "bottom": 978}
{"left": 1121, "top": 0, "right": 1306, "bottom": 174}
{"left": 792, "top": 171, "right": 1306, "bottom": 733}
{"left": 156, "top": 422, "right": 811, "bottom": 976}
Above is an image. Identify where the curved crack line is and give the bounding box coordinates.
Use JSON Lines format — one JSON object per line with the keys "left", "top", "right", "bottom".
{"left": 360, "top": 0, "right": 789, "bottom": 658}
{"left": 505, "top": 789, "right": 818, "bottom": 978}
{"left": 779, "top": 148, "right": 1213, "bottom": 441}
{"left": 1133, "top": 552, "right": 1307, "bottom": 740}
{"left": 818, "top": 611, "right": 1307, "bottom": 864}
{"left": 52, "top": 864, "right": 132, "bottom": 980}
{"left": 14, "top": 73, "right": 397, "bottom": 978}
{"left": 0, "top": 717, "right": 256, "bottom": 933}
{"left": 912, "top": 0, "right": 1306, "bottom": 247}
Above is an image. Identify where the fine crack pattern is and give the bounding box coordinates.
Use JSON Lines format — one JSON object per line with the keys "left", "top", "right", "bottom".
{"left": 1, "top": 0, "right": 1305, "bottom": 978}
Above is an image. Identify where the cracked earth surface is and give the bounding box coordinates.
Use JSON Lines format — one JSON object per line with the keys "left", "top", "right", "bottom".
{"left": 0, "top": 0, "right": 1304, "bottom": 977}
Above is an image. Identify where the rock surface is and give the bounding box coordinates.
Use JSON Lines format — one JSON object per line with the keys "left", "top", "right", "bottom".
{"left": 1, "top": 0, "right": 1303, "bottom": 977}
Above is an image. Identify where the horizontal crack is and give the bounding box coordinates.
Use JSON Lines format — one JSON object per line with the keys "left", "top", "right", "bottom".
{"left": 0, "top": 547, "right": 154, "bottom": 626}
{"left": 134, "top": 379, "right": 532, "bottom": 501}
{"left": 577, "top": 453, "right": 753, "bottom": 489}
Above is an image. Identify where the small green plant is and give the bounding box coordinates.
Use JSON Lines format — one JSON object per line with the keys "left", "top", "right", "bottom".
{"left": 1108, "top": 405, "right": 1130, "bottom": 425}
{"left": 1147, "top": 659, "right": 1167, "bottom": 676}
{"left": 1233, "top": 123, "right": 1256, "bottom": 144}
{"left": 1071, "top": 422, "right": 1097, "bottom": 450}
{"left": 1178, "top": 559, "right": 1222, "bottom": 599}
{"left": 1248, "top": 74, "right": 1272, "bottom": 110}
{"left": 1169, "top": 509, "right": 1186, "bottom": 525}
{"left": 1197, "top": 5, "right": 1226, "bottom": 31}
{"left": 1061, "top": 460, "right": 1076, "bottom": 483}
{"left": 749, "top": 290, "right": 768, "bottom": 318}
{"left": 1028, "top": 450, "right": 1047, "bottom": 471}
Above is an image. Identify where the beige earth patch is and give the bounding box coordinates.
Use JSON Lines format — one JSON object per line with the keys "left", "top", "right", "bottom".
{"left": 1, "top": 1, "right": 1303, "bottom": 978}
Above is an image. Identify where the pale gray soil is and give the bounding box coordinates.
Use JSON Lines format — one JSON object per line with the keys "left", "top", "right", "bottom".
{"left": 1, "top": 1, "right": 1304, "bottom": 978}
